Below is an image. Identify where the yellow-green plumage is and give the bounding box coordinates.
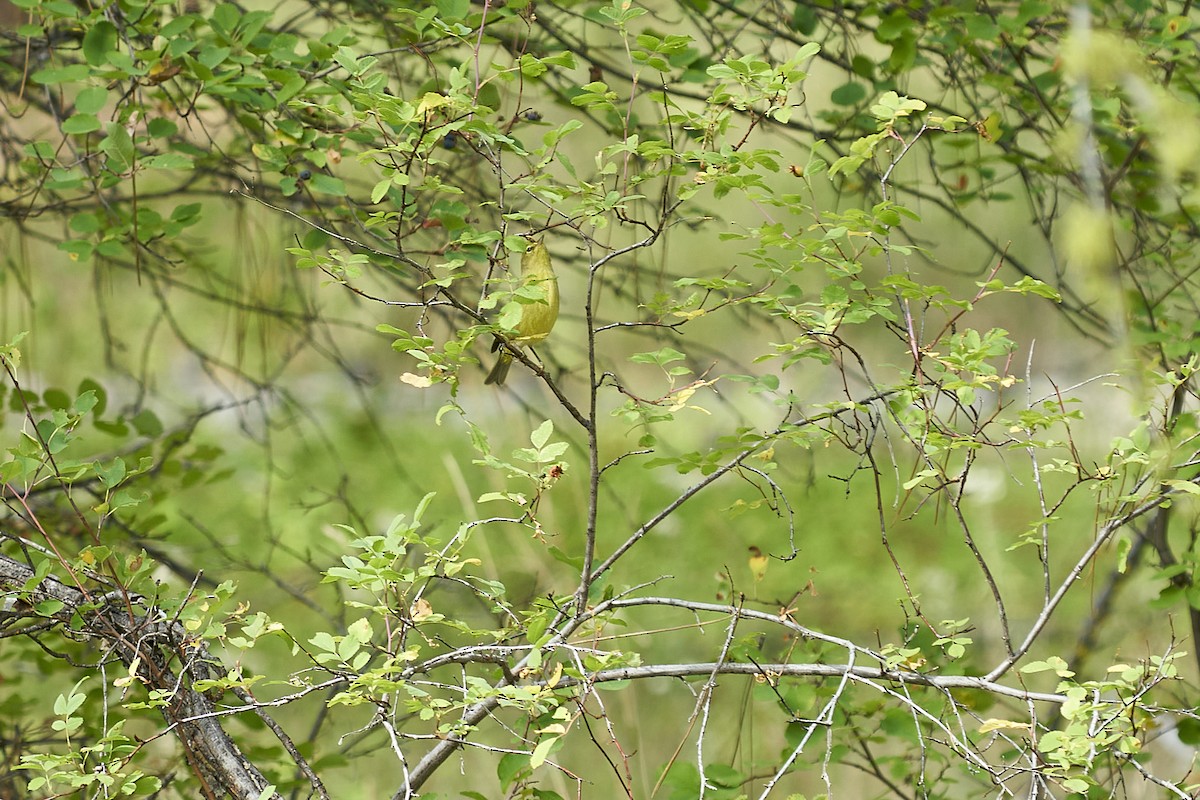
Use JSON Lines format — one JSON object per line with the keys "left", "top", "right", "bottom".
{"left": 485, "top": 241, "right": 559, "bottom": 385}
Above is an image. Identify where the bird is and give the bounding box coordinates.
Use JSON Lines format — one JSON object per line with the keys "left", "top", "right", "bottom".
{"left": 485, "top": 240, "right": 559, "bottom": 385}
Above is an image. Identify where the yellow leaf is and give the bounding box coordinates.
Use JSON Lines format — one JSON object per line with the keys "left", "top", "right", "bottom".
{"left": 410, "top": 598, "right": 433, "bottom": 621}
{"left": 400, "top": 372, "right": 433, "bottom": 388}
{"left": 417, "top": 92, "right": 448, "bottom": 116}
{"left": 546, "top": 661, "right": 563, "bottom": 688}
{"left": 749, "top": 546, "right": 768, "bottom": 582}
{"left": 979, "top": 718, "right": 1032, "bottom": 734}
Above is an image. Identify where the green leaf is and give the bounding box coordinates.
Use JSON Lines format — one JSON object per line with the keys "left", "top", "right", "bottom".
{"left": 100, "top": 123, "right": 137, "bottom": 173}
{"left": 309, "top": 174, "right": 346, "bottom": 196}
{"left": 530, "top": 420, "right": 553, "bottom": 449}
{"left": 498, "top": 752, "right": 527, "bottom": 789}
{"left": 870, "top": 91, "right": 926, "bottom": 122}
{"left": 34, "top": 598, "right": 65, "bottom": 615}
{"left": 198, "top": 45, "right": 232, "bottom": 69}
{"left": 876, "top": 11, "right": 912, "bottom": 42}
{"left": 529, "top": 736, "right": 555, "bottom": 769}
{"left": 705, "top": 764, "right": 745, "bottom": 788}
{"left": 74, "top": 389, "right": 99, "bottom": 415}
{"left": 210, "top": 2, "right": 240, "bottom": 35}
{"left": 75, "top": 380, "right": 106, "bottom": 416}
{"left": 142, "top": 153, "right": 195, "bottom": 170}
{"left": 1019, "top": 657, "right": 1074, "bottom": 677}
{"left": 74, "top": 86, "right": 108, "bottom": 115}
{"left": 97, "top": 457, "right": 127, "bottom": 488}
{"left": 1176, "top": 717, "right": 1200, "bottom": 746}
{"left": 31, "top": 64, "right": 90, "bottom": 85}
{"left": 147, "top": 118, "right": 178, "bottom": 138}
{"left": 434, "top": 0, "right": 469, "bottom": 21}
{"left": 70, "top": 211, "right": 102, "bottom": 232}
{"left": 630, "top": 347, "right": 686, "bottom": 368}
{"left": 370, "top": 178, "right": 391, "bottom": 204}
{"left": 159, "top": 15, "right": 195, "bottom": 37}
{"left": 131, "top": 409, "right": 163, "bottom": 437}
{"left": 42, "top": 388, "right": 70, "bottom": 409}
{"left": 62, "top": 114, "right": 101, "bottom": 135}
{"left": 830, "top": 81, "right": 867, "bottom": 106}
{"left": 902, "top": 469, "right": 938, "bottom": 490}
{"left": 82, "top": 20, "right": 118, "bottom": 66}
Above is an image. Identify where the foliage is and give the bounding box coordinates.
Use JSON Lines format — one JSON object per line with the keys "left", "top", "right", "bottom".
{"left": 3, "top": 0, "right": 1200, "bottom": 798}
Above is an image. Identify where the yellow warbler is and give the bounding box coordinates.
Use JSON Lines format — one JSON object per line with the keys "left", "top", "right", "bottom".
{"left": 485, "top": 240, "right": 559, "bottom": 385}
